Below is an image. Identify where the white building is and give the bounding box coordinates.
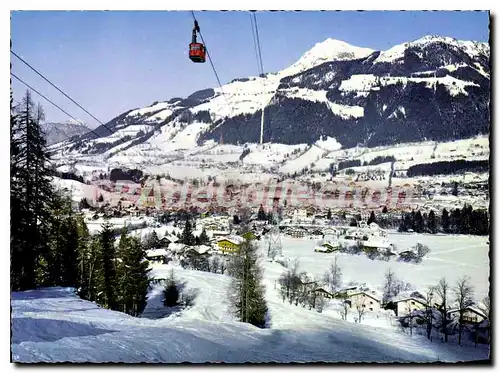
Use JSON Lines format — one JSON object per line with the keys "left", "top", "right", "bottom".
{"left": 347, "top": 290, "right": 382, "bottom": 312}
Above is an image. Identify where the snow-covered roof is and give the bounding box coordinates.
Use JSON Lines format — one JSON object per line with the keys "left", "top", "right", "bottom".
{"left": 168, "top": 243, "right": 186, "bottom": 253}
{"left": 217, "top": 236, "right": 244, "bottom": 245}
{"left": 390, "top": 290, "right": 427, "bottom": 304}
{"left": 347, "top": 290, "right": 382, "bottom": 302}
{"left": 146, "top": 248, "right": 168, "bottom": 257}
{"left": 189, "top": 245, "right": 212, "bottom": 255}
{"left": 448, "top": 305, "right": 487, "bottom": 319}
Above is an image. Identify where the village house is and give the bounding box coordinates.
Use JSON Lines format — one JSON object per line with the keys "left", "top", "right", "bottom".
{"left": 217, "top": 236, "right": 244, "bottom": 254}
{"left": 145, "top": 248, "right": 169, "bottom": 264}
{"left": 448, "top": 305, "right": 487, "bottom": 325}
{"left": 392, "top": 296, "right": 428, "bottom": 317}
{"left": 310, "top": 288, "right": 334, "bottom": 299}
{"left": 346, "top": 290, "right": 382, "bottom": 312}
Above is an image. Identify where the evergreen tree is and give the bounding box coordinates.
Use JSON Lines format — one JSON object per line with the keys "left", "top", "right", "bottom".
{"left": 460, "top": 204, "right": 472, "bottom": 234}
{"left": 10, "top": 91, "right": 55, "bottom": 290}
{"left": 451, "top": 208, "right": 462, "bottom": 234}
{"left": 228, "top": 239, "right": 268, "bottom": 328}
{"left": 95, "top": 223, "right": 117, "bottom": 309}
{"left": 75, "top": 215, "right": 92, "bottom": 299}
{"left": 427, "top": 210, "right": 437, "bottom": 234}
{"left": 199, "top": 228, "right": 210, "bottom": 245}
{"left": 46, "top": 191, "right": 80, "bottom": 287}
{"left": 257, "top": 204, "right": 266, "bottom": 221}
{"left": 382, "top": 206, "right": 388, "bottom": 214}
{"left": 414, "top": 210, "right": 424, "bottom": 233}
{"left": 452, "top": 181, "right": 459, "bottom": 196}
{"left": 367, "top": 211, "right": 376, "bottom": 225}
{"left": 117, "top": 232, "right": 151, "bottom": 316}
{"left": 181, "top": 218, "right": 195, "bottom": 246}
{"left": 327, "top": 208, "right": 332, "bottom": 220}
{"left": 163, "top": 269, "right": 180, "bottom": 307}
{"left": 442, "top": 208, "right": 450, "bottom": 233}
{"left": 143, "top": 230, "right": 160, "bottom": 250}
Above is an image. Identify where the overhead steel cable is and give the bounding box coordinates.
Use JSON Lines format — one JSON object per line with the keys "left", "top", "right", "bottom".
{"left": 189, "top": 11, "right": 247, "bottom": 145}
{"left": 10, "top": 51, "right": 171, "bottom": 176}
{"left": 11, "top": 72, "right": 88, "bottom": 129}
{"left": 252, "top": 12, "right": 265, "bottom": 77}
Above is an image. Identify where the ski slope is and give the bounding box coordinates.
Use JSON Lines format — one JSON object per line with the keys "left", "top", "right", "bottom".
{"left": 11, "top": 230, "right": 490, "bottom": 363}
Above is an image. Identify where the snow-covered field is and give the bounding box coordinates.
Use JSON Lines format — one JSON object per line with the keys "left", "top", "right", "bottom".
{"left": 272, "top": 233, "right": 490, "bottom": 300}
{"left": 11, "top": 231, "right": 489, "bottom": 363}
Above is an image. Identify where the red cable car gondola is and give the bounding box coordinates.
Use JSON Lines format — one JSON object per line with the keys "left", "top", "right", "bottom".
{"left": 189, "top": 20, "right": 206, "bottom": 63}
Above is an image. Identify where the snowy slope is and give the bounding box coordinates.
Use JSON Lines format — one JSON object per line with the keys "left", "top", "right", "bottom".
{"left": 12, "top": 265, "right": 489, "bottom": 363}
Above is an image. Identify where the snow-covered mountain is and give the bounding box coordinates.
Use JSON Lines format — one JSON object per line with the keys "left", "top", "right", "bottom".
{"left": 55, "top": 35, "right": 489, "bottom": 164}
{"left": 41, "top": 120, "right": 90, "bottom": 146}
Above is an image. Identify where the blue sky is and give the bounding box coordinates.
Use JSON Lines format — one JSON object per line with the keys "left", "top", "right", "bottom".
{"left": 11, "top": 11, "right": 490, "bottom": 128}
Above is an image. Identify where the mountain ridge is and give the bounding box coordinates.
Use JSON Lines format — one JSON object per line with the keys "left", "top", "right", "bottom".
{"left": 55, "top": 34, "right": 490, "bottom": 160}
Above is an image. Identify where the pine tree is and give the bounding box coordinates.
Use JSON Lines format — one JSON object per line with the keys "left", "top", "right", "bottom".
{"left": 10, "top": 91, "right": 55, "bottom": 290}
{"left": 452, "top": 181, "right": 458, "bottom": 196}
{"left": 428, "top": 210, "right": 437, "bottom": 234}
{"left": 199, "top": 228, "right": 210, "bottom": 245}
{"left": 228, "top": 239, "right": 268, "bottom": 328}
{"left": 163, "top": 269, "right": 180, "bottom": 307}
{"left": 414, "top": 210, "right": 424, "bottom": 233}
{"left": 95, "top": 223, "right": 117, "bottom": 310}
{"left": 117, "top": 232, "right": 151, "bottom": 316}
{"left": 257, "top": 204, "right": 266, "bottom": 221}
{"left": 367, "top": 211, "right": 376, "bottom": 225}
{"left": 143, "top": 230, "right": 160, "bottom": 250}
{"left": 327, "top": 208, "right": 332, "bottom": 220}
{"left": 181, "top": 218, "right": 195, "bottom": 246}
{"left": 442, "top": 208, "right": 450, "bottom": 233}
{"left": 451, "top": 208, "right": 462, "bottom": 234}
{"left": 382, "top": 206, "right": 388, "bottom": 214}
{"left": 46, "top": 191, "right": 80, "bottom": 287}
{"left": 75, "top": 215, "right": 91, "bottom": 298}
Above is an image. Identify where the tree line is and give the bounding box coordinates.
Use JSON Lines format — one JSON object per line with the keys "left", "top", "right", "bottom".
{"left": 398, "top": 205, "right": 489, "bottom": 235}
{"left": 407, "top": 159, "right": 489, "bottom": 177}
{"left": 11, "top": 91, "right": 151, "bottom": 316}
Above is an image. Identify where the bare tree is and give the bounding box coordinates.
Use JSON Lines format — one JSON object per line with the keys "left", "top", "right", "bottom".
{"left": 315, "top": 294, "right": 326, "bottom": 313}
{"left": 383, "top": 268, "right": 396, "bottom": 304}
{"left": 219, "top": 257, "right": 227, "bottom": 275}
{"left": 354, "top": 296, "right": 368, "bottom": 324}
{"left": 435, "top": 277, "right": 450, "bottom": 343}
{"left": 340, "top": 295, "right": 350, "bottom": 321}
{"left": 454, "top": 276, "right": 475, "bottom": 345}
{"left": 323, "top": 256, "right": 342, "bottom": 294}
{"left": 405, "top": 301, "right": 416, "bottom": 337}
{"left": 478, "top": 295, "right": 491, "bottom": 345}
{"left": 480, "top": 295, "right": 491, "bottom": 320}
{"left": 210, "top": 255, "right": 221, "bottom": 274}
{"left": 423, "top": 287, "right": 435, "bottom": 340}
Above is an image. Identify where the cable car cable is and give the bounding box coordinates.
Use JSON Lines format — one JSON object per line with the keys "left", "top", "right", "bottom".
{"left": 252, "top": 12, "right": 265, "bottom": 76}
{"left": 11, "top": 69, "right": 162, "bottom": 175}
{"left": 189, "top": 11, "right": 247, "bottom": 145}
{"left": 11, "top": 50, "right": 108, "bottom": 129}
{"left": 11, "top": 72, "right": 89, "bottom": 129}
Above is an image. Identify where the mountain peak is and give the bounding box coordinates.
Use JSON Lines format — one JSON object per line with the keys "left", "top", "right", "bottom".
{"left": 281, "top": 38, "right": 375, "bottom": 77}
